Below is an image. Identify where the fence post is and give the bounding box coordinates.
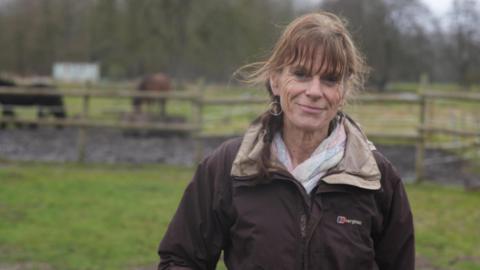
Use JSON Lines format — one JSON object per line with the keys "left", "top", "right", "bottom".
{"left": 76, "top": 85, "right": 90, "bottom": 163}
{"left": 193, "top": 79, "right": 205, "bottom": 164}
{"left": 415, "top": 74, "right": 429, "bottom": 183}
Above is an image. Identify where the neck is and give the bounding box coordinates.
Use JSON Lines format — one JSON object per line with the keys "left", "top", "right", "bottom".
{"left": 282, "top": 122, "right": 329, "bottom": 168}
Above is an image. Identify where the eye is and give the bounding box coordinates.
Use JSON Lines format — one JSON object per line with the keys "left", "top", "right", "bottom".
{"left": 291, "top": 67, "right": 310, "bottom": 80}
{"left": 321, "top": 75, "right": 340, "bottom": 86}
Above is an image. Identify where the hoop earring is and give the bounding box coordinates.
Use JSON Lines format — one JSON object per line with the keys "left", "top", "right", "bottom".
{"left": 269, "top": 95, "right": 282, "bottom": 116}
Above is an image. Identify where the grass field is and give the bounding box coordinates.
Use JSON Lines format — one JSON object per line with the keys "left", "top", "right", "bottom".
{"left": 0, "top": 162, "right": 192, "bottom": 270}
{"left": 0, "top": 162, "right": 479, "bottom": 270}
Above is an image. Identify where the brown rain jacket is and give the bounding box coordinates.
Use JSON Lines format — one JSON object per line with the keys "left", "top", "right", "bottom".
{"left": 158, "top": 117, "right": 415, "bottom": 270}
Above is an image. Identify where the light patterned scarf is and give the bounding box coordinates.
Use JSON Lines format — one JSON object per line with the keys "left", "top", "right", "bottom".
{"left": 272, "top": 118, "right": 347, "bottom": 194}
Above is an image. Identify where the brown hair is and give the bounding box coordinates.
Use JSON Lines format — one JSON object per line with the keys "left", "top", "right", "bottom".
{"left": 237, "top": 11, "right": 369, "bottom": 179}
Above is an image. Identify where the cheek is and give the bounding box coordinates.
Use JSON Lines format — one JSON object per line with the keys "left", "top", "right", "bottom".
{"left": 281, "top": 91, "right": 293, "bottom": 112}
{"left": 278, "top": 80, "right": 299, "bottom": 113}
{"left": 325, "top": 89, "right": 343, "bottom": 107}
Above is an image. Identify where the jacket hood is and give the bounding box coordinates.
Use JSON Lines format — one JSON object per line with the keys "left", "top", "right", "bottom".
{"left": 231, "top": 114, "right": 381, "bottom": 190}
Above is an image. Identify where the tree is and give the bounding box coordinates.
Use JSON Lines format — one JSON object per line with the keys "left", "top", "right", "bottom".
{"left": 0, "top": 0, "right": 295, "bottom": 81}
{"left": 447, "top": 0, "right": 480, "bottom": 88}
{"left": 319, "top": 0, "right": 434, "bottom": 91}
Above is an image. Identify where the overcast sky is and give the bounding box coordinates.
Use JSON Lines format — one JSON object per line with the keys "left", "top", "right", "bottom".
{"left": 424, "top": 0, "right": 455, "bottom": 16}
{"left": 298, "top": 0, "right": 455, "bottom": 16}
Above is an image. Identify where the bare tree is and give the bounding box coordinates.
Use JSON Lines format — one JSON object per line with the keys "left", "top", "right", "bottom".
{"left": 0, "top": 0, "right": 294, "bottom": 81}
{"left": 448, "top": 0, "right": 480, "bottom": 89}
{"left": 320, "top": 0, "right": 434, "bottom": 91}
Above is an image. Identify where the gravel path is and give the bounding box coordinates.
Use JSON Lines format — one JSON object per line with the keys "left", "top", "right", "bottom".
{"left": 0, "top": 126, "right": 479, "bottom": 186}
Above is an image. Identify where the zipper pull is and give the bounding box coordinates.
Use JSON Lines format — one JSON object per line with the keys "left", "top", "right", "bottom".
{"left": 300, "top": 214, "right": 307, "bottom": 238}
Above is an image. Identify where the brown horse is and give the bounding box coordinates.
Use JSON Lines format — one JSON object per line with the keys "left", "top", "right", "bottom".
{"left": 132, "top": 73, "right": 171, "bottom": 117}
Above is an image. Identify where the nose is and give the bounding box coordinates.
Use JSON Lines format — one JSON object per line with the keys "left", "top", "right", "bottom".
{"left": 304, "top": 77, "right": 324, "bottom": 99}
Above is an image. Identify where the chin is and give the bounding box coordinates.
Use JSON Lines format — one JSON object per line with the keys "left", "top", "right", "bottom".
{"left": 292, "top": 121, "right": 326, "bottom": 132}
{"left": 284, "top": 113, "right": 333, "bottom": 133}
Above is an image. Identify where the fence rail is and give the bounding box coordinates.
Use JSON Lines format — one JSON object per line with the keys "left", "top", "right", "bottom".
{"left": 1, "top": 86, "right": 479, "bottom": 183}
{"left": 422, "top": 91, "right": 480, "bottom": 102}
{"left": 0, "top": 87, "right": 199, "bottom": 100}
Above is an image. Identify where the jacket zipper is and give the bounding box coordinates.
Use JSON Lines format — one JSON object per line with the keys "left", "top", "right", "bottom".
{"left": 300, "top": 213, "right": 307, "bottom": 269}
{"left": 300, "top": 214, "right": 307, "bottom": 238}
{"left": 265, "top": 171, "right": 313, "bottom": 270}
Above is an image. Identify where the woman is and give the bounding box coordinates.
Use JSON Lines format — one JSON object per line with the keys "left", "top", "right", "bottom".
{"left": 158, "top": 12, "right": 414, "bottom": 270}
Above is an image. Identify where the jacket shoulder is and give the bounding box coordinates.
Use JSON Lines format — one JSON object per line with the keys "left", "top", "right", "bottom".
{"left": 371, "top": 150, "right": 405, "bottom": 213}
{"left": 372, "top": 150, "right": 402, "bottom": 189}
{"left": 202, "top": 137, "right": 243, "bottom": 170}
{"left": 197, "top": 137, "right": 243, "bottom": 196}
{"left": 370, "top": 150, "right": 415, "bottom": 269}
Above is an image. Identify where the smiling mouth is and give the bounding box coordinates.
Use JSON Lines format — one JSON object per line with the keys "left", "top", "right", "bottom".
{"left": 297, "top": 103, "right": 327, "bottom": 112}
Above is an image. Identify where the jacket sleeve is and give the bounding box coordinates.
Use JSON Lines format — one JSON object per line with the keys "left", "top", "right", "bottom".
{"left": 158, "top": 157, "right": 229, "bottom": 270}
{"left": 373, "top": 154, "right": 415, "bottom": 270}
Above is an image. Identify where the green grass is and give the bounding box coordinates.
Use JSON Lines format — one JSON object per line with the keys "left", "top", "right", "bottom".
{"left": 1, "top": 162, "right": 480, "bottom": 270}
{"left": 0, "top": 162, "right": 194, "bottom": 270}
{"left": 407, "top": 183, "right": 480, "bottom": 270}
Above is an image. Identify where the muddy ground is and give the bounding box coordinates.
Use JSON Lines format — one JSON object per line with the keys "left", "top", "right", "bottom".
{"left": 0, "top": 126, "right": 479, "bottom": 187}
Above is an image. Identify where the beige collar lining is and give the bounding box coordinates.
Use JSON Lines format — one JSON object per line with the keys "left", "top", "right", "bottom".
{"left": 231, "top": 116, "right": 381, "bottom": 190}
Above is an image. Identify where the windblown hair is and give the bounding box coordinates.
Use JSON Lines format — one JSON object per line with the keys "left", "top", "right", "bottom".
{"left": 236, "top": 11, "right": 369, "bottom": 180}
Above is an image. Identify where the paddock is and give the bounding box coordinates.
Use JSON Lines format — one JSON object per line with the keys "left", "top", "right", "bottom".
{"left": 0, "top": 83, "right": 479, "bottom": 188}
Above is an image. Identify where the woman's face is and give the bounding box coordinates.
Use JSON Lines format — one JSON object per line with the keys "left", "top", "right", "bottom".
{"left": 270, "top": 64, "right": 344, "bottom": 134}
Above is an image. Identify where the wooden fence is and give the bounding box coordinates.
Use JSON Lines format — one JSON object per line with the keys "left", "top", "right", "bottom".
{"left": 1, "top": 85, "right": 480, "bottom": 182}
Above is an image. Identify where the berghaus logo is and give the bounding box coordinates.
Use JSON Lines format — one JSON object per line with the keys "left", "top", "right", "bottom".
{"left": 336, "top": 216, "right": 362, "bottom": 226}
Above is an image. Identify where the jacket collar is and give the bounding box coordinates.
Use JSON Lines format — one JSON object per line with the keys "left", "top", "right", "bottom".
{"left": 231, "top": 114, "right": 381, "bottom": 190}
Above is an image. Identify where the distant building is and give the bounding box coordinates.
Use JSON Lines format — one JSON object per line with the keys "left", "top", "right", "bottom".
{"left": 53, "top": 63, "right": 100, "bottom": 83}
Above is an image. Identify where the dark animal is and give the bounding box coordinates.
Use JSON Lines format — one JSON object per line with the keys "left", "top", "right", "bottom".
{"left": 132, "top": 73, "right": 171, "bottom": 117}
{"left": 0, "top": 78, "right": 66, "bottom": 129}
